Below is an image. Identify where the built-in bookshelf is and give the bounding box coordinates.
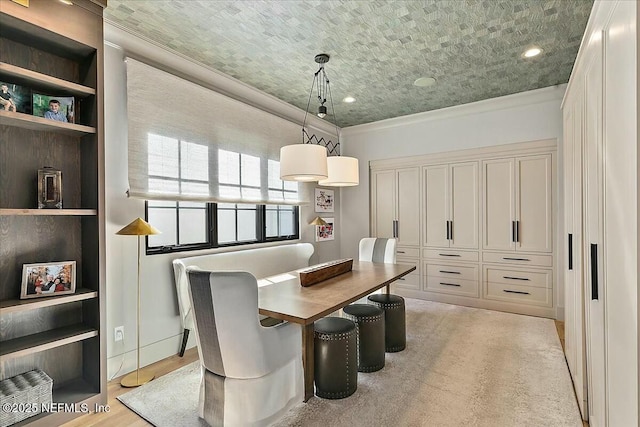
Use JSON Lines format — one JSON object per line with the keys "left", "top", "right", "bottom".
{"left": 0, "top": 1, "right": 106, "bottom": 425}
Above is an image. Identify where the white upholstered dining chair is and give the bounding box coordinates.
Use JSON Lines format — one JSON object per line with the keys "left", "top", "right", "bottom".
{"left": 359, "top": 237, "right": 397, "bottom": 264}
{"left": 186, "top": 268, "right": 303, "bottom": 426}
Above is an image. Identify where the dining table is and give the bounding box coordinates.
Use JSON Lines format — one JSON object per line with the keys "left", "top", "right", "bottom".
{"left": 257, "top": 260, "right": 416, "bottom": 401}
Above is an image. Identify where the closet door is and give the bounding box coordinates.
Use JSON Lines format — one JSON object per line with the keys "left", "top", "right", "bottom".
{"left": 516, "top": 154, "right": 552, "bottom": 252}
{"left": 563, "top": 90, "right": 587, "bottom": 417}
{"left": 583, "top": 33, "right": 605, "bottom": 427}
{"left": 450, "top": 161, "right": 478, "bottom": 249}
{"left": 372, "top": 170, "right": 396, "bottom": 238}
{"left": 396, "top": 168, "right": 420, "bottom": 246}
{"left": 483, "top": 158, "right": 515, "bottom": 251}
{"left": 423, "top": 165, "right": 450, "bottom": 247}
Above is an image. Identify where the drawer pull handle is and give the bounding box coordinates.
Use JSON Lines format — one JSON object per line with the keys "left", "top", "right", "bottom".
{"left": 503, "top": 276, "right": 530, "bottom": 281}
{"left": 440, "top": 282, "right": 461, "bottom": 287}
{"left": 438, "top": 254, "right": 461, "bottom": 257}
{"left": 439, "top": 270, "right": 461, "bottom": 274}
{"left": 398, "top": 277, "right": 406, "bottom": 281}
{"left": 397, "top": 251, "right": 406, "bottom": 254}
{"left": 502, "top": 257, "right": 530, "bottom": 261}
{"left": 503, "top": 289, "right": 530, "bottom": 295}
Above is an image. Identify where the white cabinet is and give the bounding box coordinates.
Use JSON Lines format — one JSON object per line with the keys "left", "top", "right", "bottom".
{"left": 371, "top": 167, "right": 420, "bottom": 247}
{"left": 563, "top": 82, "right": 588, "bottom": 417}
{"left": 561, "top": 1, "right": 638, "bottom": 425}
{"left": 370, "top": 138, "right": 557, "bottom": 319}
{"left": 482, "top": 155, "right": 552, "bottom": 253}
{"left": 423, "top": 162, "right": 478, "bottom": 249}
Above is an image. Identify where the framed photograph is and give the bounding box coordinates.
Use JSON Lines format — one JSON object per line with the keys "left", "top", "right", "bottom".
{"left": 21, "top": 261, "right": 76, "bottom": 299}
{"left": 0, "top": 81, "right": 31, "bottom": 114}
{"left": 32, "top": 93, "right": 75, "bottom": 123}
{"left": 314, "top": 188, "right": 334, "bottom": 213}
{"left": 315, "top": 217, "right": 334, "bottom": 242}
{"left": 38, "top": 167, "right": 63, "bottom": 209}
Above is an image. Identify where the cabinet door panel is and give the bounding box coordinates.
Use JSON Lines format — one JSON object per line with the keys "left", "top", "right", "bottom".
{"left": 517, "top": 155, "right": 552, "bottom": 252}
{"left": 372, "top": 170, "right": 396, "bottom": 238}
{"left": 483, "top": 159, "right": 515, "bottom": 251}
{"left": 450, "top": 161, "right": 478, "bottom": 249}
{"left": 423, "top": 165, "right": 449, "bottom": 247}
{"left": 396, "top": 168, "right": 420, "bottom": 246}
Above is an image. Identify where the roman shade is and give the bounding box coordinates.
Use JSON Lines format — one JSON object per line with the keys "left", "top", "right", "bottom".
{"left": 125, "top": 58, "right": 307, "bottom": 204}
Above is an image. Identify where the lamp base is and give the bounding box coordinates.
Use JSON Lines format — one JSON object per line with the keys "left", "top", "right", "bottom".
{"left": 120, "top": 368, "right": 155, "bottom": 387}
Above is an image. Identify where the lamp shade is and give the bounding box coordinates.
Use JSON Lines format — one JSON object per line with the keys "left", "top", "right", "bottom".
{"left": 309, "top": 216, "right": 328, "bottom": 226}
{"left": 280, "top": 144, "right": 328, "bottom": 181}
{"left": 116, "top": 217, "right": 161, "bottom": 236}
{"left": 318, "top": 156, "right": 359, "bottom": 187}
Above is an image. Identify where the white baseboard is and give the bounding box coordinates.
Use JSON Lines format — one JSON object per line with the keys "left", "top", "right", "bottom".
{"left": 107, "top": 333, "right": 191, "bottom": 381}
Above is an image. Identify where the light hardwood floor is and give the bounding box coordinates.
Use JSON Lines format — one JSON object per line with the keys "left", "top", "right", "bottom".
{"left": 64, "top": 322, "right": 587, "bottom": 427}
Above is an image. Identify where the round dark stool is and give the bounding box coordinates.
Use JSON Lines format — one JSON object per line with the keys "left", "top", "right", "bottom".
{"left": 314, "top": 317, "right": 357, "bottom": 399}
{"left": 367, "top": 294, "right": 406, "bottom": 352}
{"left": 343, "top": 304, "right": 385, "bottom": 372}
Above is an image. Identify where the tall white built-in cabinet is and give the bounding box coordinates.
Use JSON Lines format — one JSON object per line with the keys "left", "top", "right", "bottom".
{"left": 370, "top": 139, "right": 557, "bottom": 319}
{"left": 561, "top": 1, "right": 638, "bottom": 426}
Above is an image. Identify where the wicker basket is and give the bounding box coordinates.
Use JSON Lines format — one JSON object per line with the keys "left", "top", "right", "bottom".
{"left": 0, "top": 369, "right": 53, "bottom": 427}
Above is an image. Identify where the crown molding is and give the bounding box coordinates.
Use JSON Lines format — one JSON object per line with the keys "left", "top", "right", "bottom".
{"left": 104, "top": 21, "right": 337, "bottom": 137}
{"left": 342, "top": 84, "right": 567, "bottom": 136}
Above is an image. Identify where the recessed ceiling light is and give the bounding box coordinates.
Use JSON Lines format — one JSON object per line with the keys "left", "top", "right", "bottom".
{"left": 342, "top": 96, "right": 356, "bottom": 103}
{"left": 59, "top": 0, "right": 73, "bottom": 4}
{"left": 413, "top": 77, "right": 436, "bottom": 87}
{"left": 522, "top": 47, "right": 543, "bottom": 58}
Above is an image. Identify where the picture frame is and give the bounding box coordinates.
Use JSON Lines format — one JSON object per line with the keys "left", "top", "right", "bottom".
{"left": 0, "top": 81, "right": 31, "bottom": 114}
{"left": 32, "top": 93, "right": 75, "bottom": 123}
{"left": 315, "top": 217, "right": 334, "bottom": 242}
{"left": 314, "top": 188, "right": 334, "bottom": 213}
{"left": 21, "top": 261, "right": 76, "bottom": 299}
{"left": 38, "top": 167, "right": 63, "bottom": 209}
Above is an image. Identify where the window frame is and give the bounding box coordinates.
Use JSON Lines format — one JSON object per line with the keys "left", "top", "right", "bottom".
{"left": 145, "top": 202, "right": 300, "bottom": 255}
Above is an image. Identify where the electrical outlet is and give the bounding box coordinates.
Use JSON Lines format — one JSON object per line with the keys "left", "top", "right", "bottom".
{"left": 114, "top": 326, "right": 124, "bottom": 342}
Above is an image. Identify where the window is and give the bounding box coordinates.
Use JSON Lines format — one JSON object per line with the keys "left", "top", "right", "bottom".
{"left": 146, "top": 202, "right": 299, "bottom": 254}
{"left": 144, "top": 135, "right": 300, "bottom": 254}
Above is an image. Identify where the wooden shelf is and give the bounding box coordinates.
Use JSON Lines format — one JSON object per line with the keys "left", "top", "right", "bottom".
{"left": 0, "top": 288, "right": 98, "bottom": 314}
{"left": 12, "top": 379, "right": 100, "bottom": 427}
{"left": 0, "top": 62, "right": 95, "bottom": 96}
{"left": 0, "top": 208, "right": 97, "bottom": 216}
{"left": 0, "top": 110, "right": 95, "bottom": 135}
{"left": 0, "top": 324, "right": 98, "bottom": 359}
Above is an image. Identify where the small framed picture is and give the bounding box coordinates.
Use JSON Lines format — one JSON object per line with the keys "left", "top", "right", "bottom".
{"left": 21, "top": 261, "right": 76, "bottom": 299}
{"left": 32, "top": 93, "right": 75, "bottom": 123}
{"left": 315, "top": 188, "right": 334, "bottom": 213}
{"left": 0, "top": 81, "right": 31, "bottom": 114}
{"left": 315, "top": 217, "right": 334, "bottom": 242}
{"left": 38, "top": 167, "right": 63, "bottom": 209}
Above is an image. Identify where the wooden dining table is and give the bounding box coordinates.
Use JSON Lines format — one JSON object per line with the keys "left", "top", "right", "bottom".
{"left": 257, "top": 260, "right": 416, "bottom": 401}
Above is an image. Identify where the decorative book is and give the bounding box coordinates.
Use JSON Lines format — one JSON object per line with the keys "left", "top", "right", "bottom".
{"left": 298, "top": 258, "right": 353, "bottom": 287}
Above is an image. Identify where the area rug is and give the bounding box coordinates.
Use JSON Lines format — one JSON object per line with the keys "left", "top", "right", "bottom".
{"left": 118, "top": 299, "right": 582, "bottom": 426}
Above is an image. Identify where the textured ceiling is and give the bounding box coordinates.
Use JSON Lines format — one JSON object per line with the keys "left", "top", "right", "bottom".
{"left": 105, "top": 0, "right": 593, "bottom": 128}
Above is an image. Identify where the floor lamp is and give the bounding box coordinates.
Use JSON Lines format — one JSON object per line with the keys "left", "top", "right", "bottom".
{"left": 116, "top": 217, "right": 160, "bottom": 387}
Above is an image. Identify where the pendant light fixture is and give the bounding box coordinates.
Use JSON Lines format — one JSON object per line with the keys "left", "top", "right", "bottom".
{"left": 280, "top": 54, "right": 359, "bottom": 186}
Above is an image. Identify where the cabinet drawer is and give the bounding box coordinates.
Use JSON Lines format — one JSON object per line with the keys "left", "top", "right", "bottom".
{"left": 395, "top": 257, "right": 420, "bottom": 290}
{"left": 425, "top": 276, "right": 479, "bottom": 298}
{"left": 484, "top": 266, "right": 552, "bottom": 289}
{"left": 484, "top": 282, "right": 552, "bottom": 307}
{"left": 425, "top": 263, "right": 478, "bottom": 281}
{"left": 423, "top": 249, "right": 479, "bottom": 262}
{"left": 483, "top": 252, "right": 553, "bottom": 267}
{"left": 396, "top": 247, "right": 420, "bottom": 258}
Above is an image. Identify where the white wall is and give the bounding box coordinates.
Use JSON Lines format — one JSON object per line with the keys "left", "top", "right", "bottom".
{"left": 339, "top": 85, "right": 566, "bottom": 315}
{"left": 104, "top": 30, "right": 341, "bottom": 378}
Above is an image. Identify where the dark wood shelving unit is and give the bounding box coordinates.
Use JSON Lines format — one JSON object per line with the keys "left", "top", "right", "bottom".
{"left": 0, "top": 1, "right": 106, "bottom": 425}
{"left": 0, "top": 208, "right": 98, "bottom": 216}
{"left": 0, "top": 288, "right": 98, "bottom": 314}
